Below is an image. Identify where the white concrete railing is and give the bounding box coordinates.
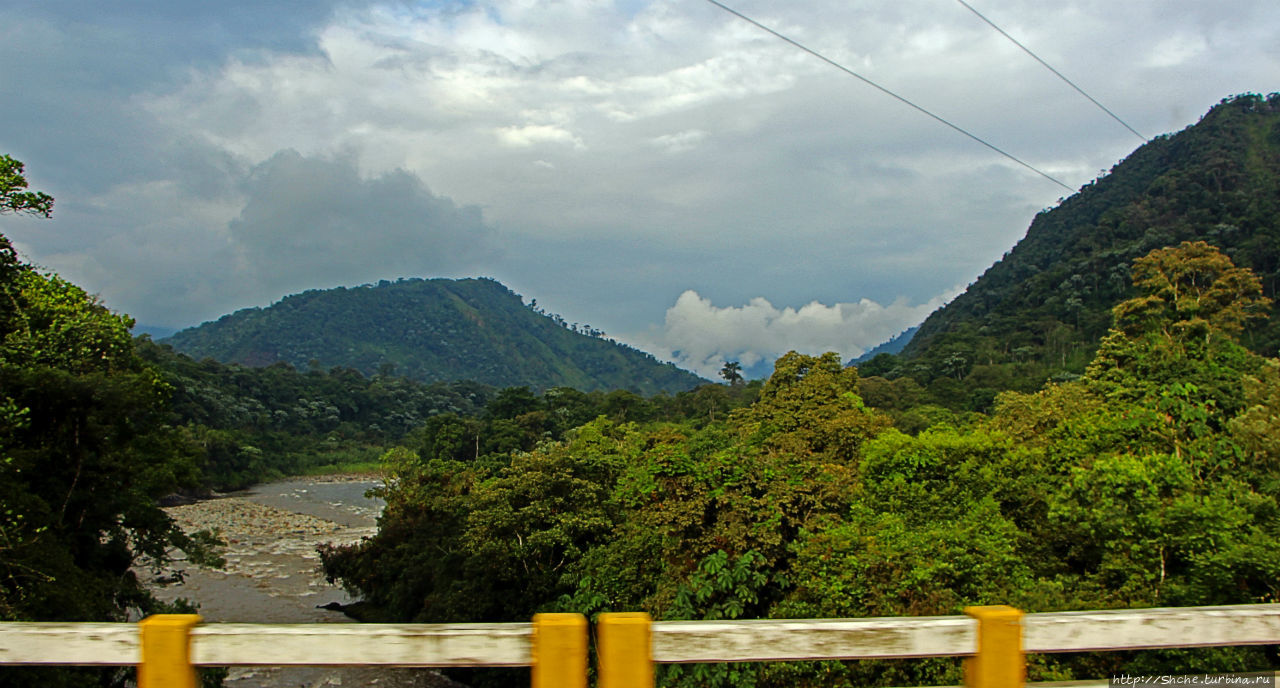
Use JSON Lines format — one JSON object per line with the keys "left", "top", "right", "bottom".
{"left": 1, "top": 604, "right": 1278, "bottom": 688}
{"left": 0, "top": 620, "right": 533, "bottom": 666}
{"left": 648, "top": 604, "right": 1280, "bottom": 662}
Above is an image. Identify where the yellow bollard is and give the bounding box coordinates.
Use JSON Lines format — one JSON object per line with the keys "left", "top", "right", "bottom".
{"left": 963, "top": 605, "right": 1024, "bottom": 688}
{"left": 531, "top": 613, "right": 587, "bottom": 688}
{"left": 598, "top": 612, "right": 653, "bottom": 688}
{"left": 138, "top": 614, "right": 201, "bottom": 688}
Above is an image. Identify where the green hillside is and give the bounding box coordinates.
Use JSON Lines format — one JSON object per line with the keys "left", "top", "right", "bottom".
{"left": 881, "top": 93, "right": 1280, "bottom": 408}
{"left": 164, "top": 277, "right": 705, "bottom": 394}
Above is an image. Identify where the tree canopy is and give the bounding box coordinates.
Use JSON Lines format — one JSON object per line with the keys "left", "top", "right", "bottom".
{"left": 0, "top": 156, "right": 218, "bottom": 688}
{"left": 324, "top": 242, "right": 1280, "bottom": 687}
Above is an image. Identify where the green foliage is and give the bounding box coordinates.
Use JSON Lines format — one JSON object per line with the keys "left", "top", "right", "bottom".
{"left": 0, "top": 156, "right": 53, "bottom": 218}
{"left": 325, "top": 354, "right": 884, "bottom": 686}
{"left": 322, "top": 419, "right": 634, "bottom": 623}
{"left": 659, "top": 550, "right": 770, "bottom": 688}
{"left": 320, "top": 449, "right": 486, "bottom": 622}
{"left": 1230, "top": 360, "right": 1280, "bottom": 481}
{"left": 148, "top": 332, "right": 759, "bottom": 491}
{"left": 2, "top": 270, "right": 137, "bottom": 372}
{"left": 327, "top": 240, "right": 1280, "bottom": 686}
{"left": 163, "top": 277, "right": 706, "bottom": 394}
{"left": 733, "top": 352, "right": 890, "bottom": 463}
{"left": 137, "top": 339, "right": 496, "bottom": 488}
{"left": 719, "top": 360, "right": 744, "bottom": 386}
{"left": 459, "top": 432, "right": 621, "bottom": 617}
{"left": 0, "top": 300, "right": 217, "bottom": 624}
{"left": 0, "top": 159, "right": 221, "bottom": 687}
{"left": 1114, "top": 240, "right": 1271, "bottom": 340}
{"left": 891, "top": 94, "right": 1280, "bottom": 412}
{"left": 668, "top": 550, "right": 770, "bottom": 621}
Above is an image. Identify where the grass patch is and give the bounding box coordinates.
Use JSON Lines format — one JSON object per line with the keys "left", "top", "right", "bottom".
{"left": 296, "top": 459, "right": 384, "bottom": 476}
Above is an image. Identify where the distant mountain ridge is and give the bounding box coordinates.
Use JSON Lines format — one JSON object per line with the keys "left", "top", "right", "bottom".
{"left": 163, "top": 277, "right": 706, "bottom": 394}
{"left": 850, "top": 326, "right": 918, "bottom": 365}
{"left": 885, "top": 93, "right": 1280, "bottom": 403}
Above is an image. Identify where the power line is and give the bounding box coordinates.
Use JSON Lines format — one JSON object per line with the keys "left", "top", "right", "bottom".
{"left": 701, "top": 0, "right": 1076, "bottom": 193}
{"left": 954, "top": 0, "right": 1148, "bottom": 142}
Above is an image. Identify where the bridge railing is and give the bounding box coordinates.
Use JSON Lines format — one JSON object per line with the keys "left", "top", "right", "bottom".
{"left": 1, "top": 603, "right": 1278, "bottom": 687}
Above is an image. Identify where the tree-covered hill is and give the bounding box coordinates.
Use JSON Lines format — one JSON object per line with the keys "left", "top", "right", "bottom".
{"left": 164, "top": 277, "right": 706, "bottom": 395}
{"left": 135, "top": 337, "right": 758, "bottom": 491}
{"left": 884, "top": 93, "right": 1280, "bottom": 409}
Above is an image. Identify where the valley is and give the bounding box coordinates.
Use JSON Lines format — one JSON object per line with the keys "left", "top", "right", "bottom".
{"left": 4, "top": 94, "right": 1280, "bottom": 687}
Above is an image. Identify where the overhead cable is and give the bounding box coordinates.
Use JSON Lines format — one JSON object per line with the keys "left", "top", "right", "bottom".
{"left": 954, "top": 0, "right": 1148, "bottom": 142}
{"left": 701, "top": 0, "right": 1076, "bottom": 193}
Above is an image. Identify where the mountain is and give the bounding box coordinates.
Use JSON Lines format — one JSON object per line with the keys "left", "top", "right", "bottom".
{"left": 850, "top": 326, "right": 918, "bottom": 364}
{"left": 163, "top": 277, "right": 706, "bottom": 394}
{"left": 884, "top": 93, "right": 1280, "bottom": 406}
{"left": 134, "top": 323, "right": 177, "bottom": 339}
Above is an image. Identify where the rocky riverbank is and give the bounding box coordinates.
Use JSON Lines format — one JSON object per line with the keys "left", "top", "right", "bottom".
{"left": 152, "top": 477, "right": 463, "bottom": 688}
{"left": 160, "top": 495, "right": 365, "bottom": 619}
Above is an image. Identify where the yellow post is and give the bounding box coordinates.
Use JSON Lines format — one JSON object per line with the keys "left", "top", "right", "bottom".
{"left": 531, "top": 613, "right": 587, "bottom": 688}
{"left": 138, "top": 614, "right": 201, "bottom": 688}
{"left": 963, "top": 605, "right": 1024, "bottom": 688}
{"left": 598, "top": 612, "right": 653, "bottom": 688}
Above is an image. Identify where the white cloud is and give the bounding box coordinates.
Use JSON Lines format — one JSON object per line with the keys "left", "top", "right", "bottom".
{"left": 6, "top": 0, "right": 1280, "bottom": 347}
{"left": 635, "top": 288, "right": 960, "bottom": 379}
{"left": 1145, "top": 33, "right": 1209, "bottom": 68}
{"left": 496, "top": 124, "right": 587, "bottom": 149}
{"left": 650, "top": 129, "right": 707, "bottom": 153}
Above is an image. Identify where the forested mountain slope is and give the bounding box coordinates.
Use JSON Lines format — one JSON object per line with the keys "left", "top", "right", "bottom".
{"left": 887, "top": 94, "right": 1280, "bottom": 407}
{"left": 164, "top": 277, "right": 705, "bottom": 394}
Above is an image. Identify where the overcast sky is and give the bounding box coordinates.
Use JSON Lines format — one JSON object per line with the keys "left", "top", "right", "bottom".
{"left": 2, "top": 0, "right": 1276, "bottom": 378}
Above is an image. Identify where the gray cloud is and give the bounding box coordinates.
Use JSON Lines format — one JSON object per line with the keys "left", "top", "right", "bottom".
{"left": 1, "top": 149, "right": 500, "bottom": 329}
{"left": 1, "top": 0, "right": 1277, "bottom": 365}
{"left": 0, "top": 2, "right": 339, "bottom": 194}
{"left": 228, "top": 150, "right": 500, "bottom": 298}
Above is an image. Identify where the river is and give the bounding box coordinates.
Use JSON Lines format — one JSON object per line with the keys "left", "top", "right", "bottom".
{"left": 155, "top": 476, "right": 462, "bottom": 688}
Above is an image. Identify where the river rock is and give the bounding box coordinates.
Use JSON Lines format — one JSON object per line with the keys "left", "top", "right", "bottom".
{"left": 149, "top": 478, "right": 466, "bottom": 688}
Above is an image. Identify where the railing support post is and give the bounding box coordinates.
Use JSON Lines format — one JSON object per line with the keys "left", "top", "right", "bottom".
{"left": 138, "top": 614, "right": 201, "bottom": 688}
{"left": 964, "top": 605, "right": 1023, "bottom": 688}
{"left": 598, "top": 612, "right": 653, "bottom": 688}
{"left": 532, "top": 613, "right": 587, "bottom": 688}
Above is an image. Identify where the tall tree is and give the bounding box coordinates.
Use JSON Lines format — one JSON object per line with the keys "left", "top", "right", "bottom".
{"left": 0, "top": 156, "right": 218, "bottom": 687}
{"left": 1089, "top": 241, "right": 1271, "bottom": 408}
{"left": 1110, "top": 240, "right": 1271, "bottom": 345}
{"left": 719, "top": 361, "right": 744, "bottom": 386}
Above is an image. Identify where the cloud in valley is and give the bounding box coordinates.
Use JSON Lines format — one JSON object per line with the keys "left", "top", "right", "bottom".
{"left": 638, "top": 288, "right": 959, "bottom": 379}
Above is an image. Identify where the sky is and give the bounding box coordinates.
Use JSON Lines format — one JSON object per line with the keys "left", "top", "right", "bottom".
{"left": 1, "top": 0, "right": 1277, "bottom": 379}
